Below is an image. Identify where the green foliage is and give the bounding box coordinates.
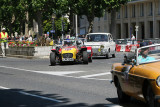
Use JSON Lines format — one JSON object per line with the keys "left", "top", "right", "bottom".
{"left": 0, "top": 0, "right": 131, "bottom": 37}
{"left": 104, "top": 0, "right": 131, "bottom": 12}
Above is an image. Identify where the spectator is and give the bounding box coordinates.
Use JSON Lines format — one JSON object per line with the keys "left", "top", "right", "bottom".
{"left": 131, "top": 34, "right": 135, "bottom": 40}
{"left": 27, "top": 35, "right": 32, "bottom": 42}
{"left": 0, "top": 28, "right": 8, "bottom": 57}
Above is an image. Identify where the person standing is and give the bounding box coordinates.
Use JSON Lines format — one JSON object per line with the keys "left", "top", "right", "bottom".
{"left": 131, "top": 34, "right": 135, "bottom": 40}
{"left": 0, "top": 28, "right": 8, "bottom": 57}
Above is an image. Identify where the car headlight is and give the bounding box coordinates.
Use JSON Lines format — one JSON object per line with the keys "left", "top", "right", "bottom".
{"left": 156, "top": 76, "right": 160, "bottom": 86}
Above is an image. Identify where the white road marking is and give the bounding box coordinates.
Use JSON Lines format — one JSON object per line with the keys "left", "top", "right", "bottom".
{"left": 104, "top": 104, "right": 123, "bottom": 107}
{"left": 0, "top": 86, "right": 10, "bottom": 89}
{"left": 80, "top": 72, "right": 111, "bottom": 78}
{"left": 0, "top": 86, "right": 63, "bottom": 103}
{"left": 19, "top": 91, "right": 63, "bottom": 103}
{"left": 0, "top": 65, "right": 111, "bottom": 81}
{"left": 0, "top": 65, "right": 84, "bottom": 75}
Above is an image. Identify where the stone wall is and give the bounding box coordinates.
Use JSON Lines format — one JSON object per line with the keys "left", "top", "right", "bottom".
{"left": 6, "top": 46, "right": 55, "bottom": 58}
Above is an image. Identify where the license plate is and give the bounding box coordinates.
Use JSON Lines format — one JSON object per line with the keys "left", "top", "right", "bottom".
{"left": 62, "top": 58, "right": 74, "bottom": 61}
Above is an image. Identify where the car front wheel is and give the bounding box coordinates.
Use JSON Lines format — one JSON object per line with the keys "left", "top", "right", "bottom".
{"left": 50, "top": 52, "right": 56, "bottom": 66}
{"left": 117, "top": 80, "right": 130, "bottom": 103}
{"left": 145, "top": 85, "right": 158, "bottom": 107}
{"left": 83, "top": 51, "right": 88, "bottom": 64}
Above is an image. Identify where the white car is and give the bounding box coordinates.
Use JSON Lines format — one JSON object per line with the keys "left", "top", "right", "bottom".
{"left": 84, "top": 33, "right": 116, "bottom": 58}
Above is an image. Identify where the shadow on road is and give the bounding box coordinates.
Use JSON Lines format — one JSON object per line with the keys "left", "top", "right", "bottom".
{"left": 106, "top": 97, "right": 146, "bottom": 107}
{"left": 0, "top": 88, "right": 106, "bottom": 107}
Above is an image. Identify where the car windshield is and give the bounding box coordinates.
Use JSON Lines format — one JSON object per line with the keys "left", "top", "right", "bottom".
{"left": 63, "top": 40, "right": 75, "bottom": 46}
{"left": 136, "top": 44, "right": 160, "bottom": 64}
{"left": 86, "top": 34, "right": 108, "bottom": 42}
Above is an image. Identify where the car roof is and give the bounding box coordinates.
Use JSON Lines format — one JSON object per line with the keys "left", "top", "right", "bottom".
{"left": 86, "top": 33, "right": 111, "bottom": 35}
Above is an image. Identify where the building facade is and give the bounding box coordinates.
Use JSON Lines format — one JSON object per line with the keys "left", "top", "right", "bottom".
{"left": 79, "top": 0, "right": 160, "bottom": 39}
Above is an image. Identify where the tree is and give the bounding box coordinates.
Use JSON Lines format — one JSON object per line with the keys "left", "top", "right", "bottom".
{"left": 0, "top": 0, "right": 16, "bottom": 36}
{"left": 104, "top": 0, "right": 131, "bottom": 38}
{"left": 56, "top": 0, "right": 80, "bottom": 36}
{"left": 77, "top": 0, "right": 106, "bottom": 33}
{"left": 31, "top": 0, "right": 57, "bottom": 39}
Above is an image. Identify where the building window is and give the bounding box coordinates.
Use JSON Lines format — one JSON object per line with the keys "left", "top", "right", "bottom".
{"left": 104, "top": 10, "right": 107, "bottom": 20}
{"left": 124, "top": 6, "right": 128, "bottom": 18}
{"left": 140, "top": 3, "right": 144, "bottom": 17}
{"left": 117, "top": 9, "right": 120, "bottom": 19}
{"left": 132, "top": 5, "right": 135, "bottom": 17}
{"left": 149, "top": 2, "right": 153, "bottom": 16}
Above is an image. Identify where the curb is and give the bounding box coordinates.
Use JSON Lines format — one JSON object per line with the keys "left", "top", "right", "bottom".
{"left": 6, "top": 54, "right": 49, "bottom": 59}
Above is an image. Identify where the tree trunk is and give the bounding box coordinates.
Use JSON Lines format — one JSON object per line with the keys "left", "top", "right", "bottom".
{"left": 110, "top": 9, "right": 116, "bottom": 39}
{"left": 69, "top": 9, "right": 74, "bottom": 36}
{"left": 36, "top": 11, "right": 43, "bottom": 39}
{"left": 8, "top": 23, "right": 13, "bottom": 37}
{"left": 25, "top": 11, "right": 29, "bottom": 37}
{"left": 20, "top": 21, "right": 23, "bottom": 36}
{"left": 87, "top": 16, "right": 94, "bottom": 33}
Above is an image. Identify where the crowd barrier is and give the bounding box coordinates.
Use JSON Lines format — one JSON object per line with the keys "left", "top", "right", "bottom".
{"left": 116, "top": 44, "right": 139, "bottom": 52}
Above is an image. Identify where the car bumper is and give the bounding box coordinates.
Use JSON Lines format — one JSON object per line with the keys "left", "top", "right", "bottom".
{"left": 92, "top": 48, "right": 108, "bottom": 56}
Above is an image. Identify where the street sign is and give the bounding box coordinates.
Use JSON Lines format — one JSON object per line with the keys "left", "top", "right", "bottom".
{"left": 50, "top": 30, "right": 55, "bottom": 33}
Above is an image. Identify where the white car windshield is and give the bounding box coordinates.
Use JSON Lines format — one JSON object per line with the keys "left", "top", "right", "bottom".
{"left": 87, "top": 34, "right": 108, "bottom": 42}
{"left": 136, "top": 44, "right": 160, "bottom": 64}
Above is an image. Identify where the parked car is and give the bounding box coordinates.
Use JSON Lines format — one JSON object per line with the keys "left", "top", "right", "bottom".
{"left": 111, "top": 44, "right": 160, "bottom": 107}
{"left": 84, "top": 33, "right": 116, "bottom": 59}
{"left": 50, "top": 39, "right": 92, "bottom": 65}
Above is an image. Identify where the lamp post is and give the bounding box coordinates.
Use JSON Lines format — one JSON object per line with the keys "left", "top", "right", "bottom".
{"left": 61, "top": 15, "right": 64, "bottom": 40}
{"left": 135, "top": 25, "right": 139, "bottom": 40}
{"left": 75, "top": 15, "right": 78, "bottom": 38}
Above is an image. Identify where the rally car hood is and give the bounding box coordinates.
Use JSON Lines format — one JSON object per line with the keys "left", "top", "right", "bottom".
{"left": 140, "top": 62, "right": 160, "bottom": 71}
{"left": 135, "top": 61, "right": 160, "bottom": 78}
{"left": 61, "top": 46, "right": 78, "bottom": 53}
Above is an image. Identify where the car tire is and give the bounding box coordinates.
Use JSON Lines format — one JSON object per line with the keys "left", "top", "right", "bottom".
{"left": 83, "top": 51, "right": 88, "bottom": 64}
{"left": 112, "top": 53, "right": 116, "bottom": 58}
{"left": 145, "top": 85, "right": 157, "bottom": 107}
{"left": 50, "top": 52, "right": 56, "bottom": 66}
{"left": 88, "top": 57, "right": 92, "bottom": 62}
{"left": 117, "top": 80, "right": 130, "bottom": 103}
{"left": 106, "top": 53, "right": 110, "bottom": 59}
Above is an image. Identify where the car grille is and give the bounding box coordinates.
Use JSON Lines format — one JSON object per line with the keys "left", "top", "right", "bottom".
{"left": 62, "top": 53, "right": 73, "bottom": 58}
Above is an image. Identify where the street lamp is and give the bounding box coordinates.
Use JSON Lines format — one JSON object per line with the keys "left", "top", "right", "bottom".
{"left": 61, "top": 15, "right": 64, "bottom": 40}
{"left": 75, "top": 15, "right": 78, "bottom": 38}
{"left": 135, "top": 25, "right": 139, "bottom": 40}
{"left": 61, "top": 15, "right": 68, "bottom": 40}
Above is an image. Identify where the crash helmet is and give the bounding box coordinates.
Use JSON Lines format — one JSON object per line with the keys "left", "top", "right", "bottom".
{"left": 76, "top": 40, "right": 81, "bottom": 45}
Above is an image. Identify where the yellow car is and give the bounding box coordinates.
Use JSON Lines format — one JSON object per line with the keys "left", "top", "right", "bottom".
{"left": 50, "top": 39, "right": 91, "bottom": 65}
{"left": 111, "top": 44, "right": 160, "bottom": 107}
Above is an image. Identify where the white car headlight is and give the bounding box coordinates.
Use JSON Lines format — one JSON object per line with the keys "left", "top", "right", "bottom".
{"left": 156, "top": 76, "right": 160, "bottom": 86}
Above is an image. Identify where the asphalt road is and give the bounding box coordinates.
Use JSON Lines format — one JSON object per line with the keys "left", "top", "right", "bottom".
{"left": 0, "top": 52, "right": 146, "bottom": 107}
